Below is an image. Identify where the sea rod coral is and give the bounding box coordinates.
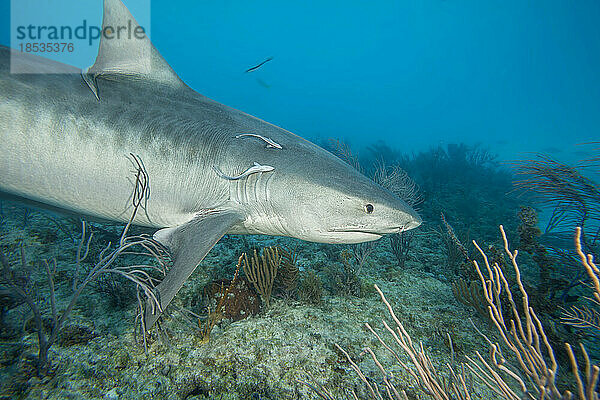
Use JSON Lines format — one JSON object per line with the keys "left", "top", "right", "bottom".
{"left": 304, "top": 225, "right": 599, "bottom": 399}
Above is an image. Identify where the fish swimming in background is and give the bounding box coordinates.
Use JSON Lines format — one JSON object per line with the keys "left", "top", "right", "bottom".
{"left": 245, "top": 57, "right": 273, "bottom": 73}
{"left": 0, "top": 0, "right": 421, "bottom": 330}
{"left": 256, "top": 78, "right": 271, "bottom": 89}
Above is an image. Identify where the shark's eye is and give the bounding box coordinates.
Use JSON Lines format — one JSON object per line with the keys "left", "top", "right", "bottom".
{"left": 365, "top": 204, "right": 374, "bottom": 214}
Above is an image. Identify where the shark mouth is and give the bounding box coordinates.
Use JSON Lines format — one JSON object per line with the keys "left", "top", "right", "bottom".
{"left": 329, "top": 226, "right": 405, "bottom": 235}
{"left": 323, "top": 230, "right": 383, "bottom": 243}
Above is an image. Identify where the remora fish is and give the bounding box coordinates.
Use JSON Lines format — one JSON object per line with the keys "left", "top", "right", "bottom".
{"left": 0, "top": 0, "right": 421, "bottom": 329}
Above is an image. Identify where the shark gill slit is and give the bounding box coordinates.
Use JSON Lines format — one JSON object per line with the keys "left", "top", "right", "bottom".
{"left": 252, "top": 172, "right": 260, "bottom": 202}
{"left": 243, "top": 173, "right": 253, "bottom": 204}
{"left": 263, "top": 171, "right": 273, "bottom": 202}
{"left": 248, "top": 172, "right": 260, "bottom": 203}
{"left": 234, "top": 175, "right": 245, "bottom": 204}
{"left": 231, "top": 170, "right": 271, "bottom": 206}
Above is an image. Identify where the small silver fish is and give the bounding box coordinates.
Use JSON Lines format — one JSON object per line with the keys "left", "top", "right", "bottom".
{"left": 235, "top": 133, "right": 282, "bottom": 149}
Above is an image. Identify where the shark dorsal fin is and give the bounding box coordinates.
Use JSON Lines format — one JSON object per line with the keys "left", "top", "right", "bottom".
{"left": 87, "top": 0, "right": 184, "bottom": 88}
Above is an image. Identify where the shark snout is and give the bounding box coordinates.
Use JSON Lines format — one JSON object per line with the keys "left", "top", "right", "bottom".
{"left": 383, "top": 209, "right": 422, "bottom": 234}
{"left": 407, "top": 213, "right": 422, "bottom": 230}
{"left": 374, "top": 218, "right": 421, "bottom": 234}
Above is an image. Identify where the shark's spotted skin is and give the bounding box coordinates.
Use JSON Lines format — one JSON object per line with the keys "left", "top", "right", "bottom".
{"left": 0, "top": 0, "right": 422, "bottom": 329}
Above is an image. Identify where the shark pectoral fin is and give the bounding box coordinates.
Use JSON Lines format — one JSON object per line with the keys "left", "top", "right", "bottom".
{"left": 144, "top": 210, "right": 243, "bottom": 330}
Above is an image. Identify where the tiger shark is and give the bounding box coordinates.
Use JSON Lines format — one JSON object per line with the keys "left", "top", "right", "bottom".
{"left": 0, "top": 0, "right": 421, "bottom": 329}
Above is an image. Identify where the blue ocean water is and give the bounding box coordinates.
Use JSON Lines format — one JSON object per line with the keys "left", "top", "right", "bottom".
{"left": 1, "top": 1, "right": 600, "bottom": 399}
{"left": 158, "top": 0, "right": 600, "bottom": 163}
{"left": 2, "top": 0, "right": 599, "bottom": 162}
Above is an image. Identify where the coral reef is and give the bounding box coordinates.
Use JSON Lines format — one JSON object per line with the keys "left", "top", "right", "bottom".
{"left": 306, "top": 226, "right": 600, "bottom": 399}
{"left": 389, "top": 231, "right": 416, "bottom": 270}
{"left": 451, "top": 278, "right": 488, "bottom": 319}
{"left": 198, "top": 257, "right": 247, "bottom": 343}
{"left": 242, "top": 247, "right": 280, "bottom": 309}
{"left": 298, "top": 271, "right": 323, "bottom": 305}
{"left": 513, "top": 149, "right": 600, "bottom": 234}
{"left": 327, "top": 252, "right": 363, "bottom": 297}
{"left": 203, "top": 277, "right": 260, "bottom": 323}
{"left": 273, "top": 247, "right": 299, "bottom": 299}
{"left": 58, "top": 324, "right": 97, "bottom": 347}
{"left": 1, "top": 141, "right": 599, "bottom": 399}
